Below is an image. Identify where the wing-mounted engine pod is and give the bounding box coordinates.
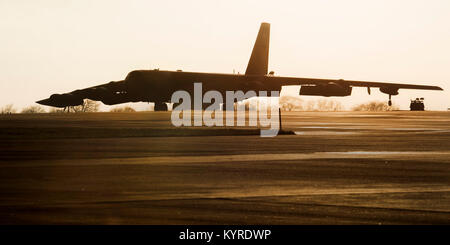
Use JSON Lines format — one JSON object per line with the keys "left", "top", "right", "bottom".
{"left": 379, "top": 86, "right": 399, "bottom": 95}
{"left": 300, "top": 82, "right": 352, "bottom": 97}
{"left": 379, "top": 86, "right": 399, "bottom": 106}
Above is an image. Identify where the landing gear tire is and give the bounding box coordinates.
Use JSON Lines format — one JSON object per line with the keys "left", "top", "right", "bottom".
{"left": 154, "top": 102, "right": 167, "bottom": 111}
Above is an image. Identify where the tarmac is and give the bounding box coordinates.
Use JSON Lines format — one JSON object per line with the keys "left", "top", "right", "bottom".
{"left": 0, "top": 111, "right": 449, "bottom": 224}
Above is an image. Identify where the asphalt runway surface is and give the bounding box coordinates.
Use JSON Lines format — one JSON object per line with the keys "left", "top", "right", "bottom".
{"left": 0, "top": 111, "right": 449, "bottom": 224}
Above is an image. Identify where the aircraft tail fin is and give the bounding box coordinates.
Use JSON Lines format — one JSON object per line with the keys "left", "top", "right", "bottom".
{"left": 245, "top": 22, "right": 270, "bottom": 76}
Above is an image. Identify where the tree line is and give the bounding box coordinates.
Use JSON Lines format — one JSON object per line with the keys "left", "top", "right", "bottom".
{"left": 0, "top": 100, "right": 137, "bottom": 114}
{"left": 1, "top": 97, "right": 398, "bottom": 114}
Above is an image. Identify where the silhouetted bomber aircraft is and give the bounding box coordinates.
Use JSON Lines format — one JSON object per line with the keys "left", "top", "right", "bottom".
{"left": 37, "top": 22, "right": 443, "bottom": 110}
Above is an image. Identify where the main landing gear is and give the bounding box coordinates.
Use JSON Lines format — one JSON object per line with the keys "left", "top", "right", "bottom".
{"left": 154, "top": 102, "right": 168, "bottom": 111}
{"left": 379, "top": 87, "right": 399, "bottom": 107}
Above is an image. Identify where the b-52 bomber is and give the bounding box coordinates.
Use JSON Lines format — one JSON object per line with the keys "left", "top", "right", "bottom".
{"left": 37, "top": 22, "right": 443, "bottom": 111}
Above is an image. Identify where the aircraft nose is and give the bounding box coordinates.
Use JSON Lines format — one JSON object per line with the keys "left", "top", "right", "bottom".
{"left": 36, "top": 93, "right": 84, "bottom": 107}
{"left": 36, "top": 98, "right": 53, "bottom": 106}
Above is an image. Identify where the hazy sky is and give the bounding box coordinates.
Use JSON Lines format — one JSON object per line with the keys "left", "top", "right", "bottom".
{"left": 1, "top": 0, "right": 449, "bottom": 111}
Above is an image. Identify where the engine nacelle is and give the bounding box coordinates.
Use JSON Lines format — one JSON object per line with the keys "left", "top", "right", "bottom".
{"left": 379, "top": 86, "right": 399, "bottom": 95}
{"left": 300, "top": 82, "right": 352, "bottom": 97}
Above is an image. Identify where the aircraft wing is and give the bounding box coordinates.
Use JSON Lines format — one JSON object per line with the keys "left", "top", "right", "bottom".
{"left": 270, "top": 75, "right": 443, "bottom": 91}
{"left": 36, "top": 70, "right": 443, "bottom": 108}
{"left": 344, "top": 79, "right": 442, "bottom": 91}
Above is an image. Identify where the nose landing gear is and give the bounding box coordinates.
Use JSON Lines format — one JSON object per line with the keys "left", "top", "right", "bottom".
{"left": 388, "top": 94, "right": 392, "bottom": 107}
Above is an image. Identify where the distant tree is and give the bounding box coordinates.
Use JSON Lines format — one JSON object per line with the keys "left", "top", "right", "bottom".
{"left": 316, "top": 99, "right": 328, "bottom": 111}
{"left": 0, "top": 104, "right": 16, "bottom": 114}
{"left": 72, "top": 99, "right": 100, "bottom": 113}
{"left": 21, "top": 105, "right": 46, "bottom": 114}
{"left": 326, "top": 100, "right": 343, "bottom": 111}
{"left": 280, "top": 96, "right": 344, "bottom": 112}
{"left": 109, "top": 106, "right": 136, "bottom": 112}
{"left": 280, "top": 96, "right": 304, "bottom": 111}
{"left": 48, "top": 108, "right": 64, "bottom": 113}
{"left": 352, "top": 101, "right": 399, "bottom": 111}
{"left": 305, "top": 100, "right": 316, "bottom": 111}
